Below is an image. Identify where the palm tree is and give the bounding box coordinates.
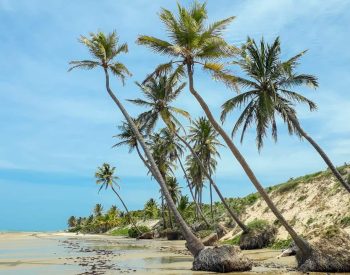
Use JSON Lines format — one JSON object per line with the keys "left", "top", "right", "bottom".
{"left": 165, "top": 176, "right": 182, "bottom": 228}
{"left": 188, "top": 117, "right": 221, "bottom": 221}
{"left": 95, "top": 163, "right": 140, "bottom": 232}
{"left": 221, "top": 37, "right": 350, "bottom": 193}
{"left": 113, "top": 119, "right": 150, "bottom": 170}
{"left": 68, "top": 216, "right": 77, "bottom": 228}
{"left": 130, "top": 73, "right": 246, "bottom": 231}
{"left": 93, "top": 203, "right": 103, "bottom": 217}
{"left": 144, "top": 198, "right": 158, "bottom": 219}
{"left": 69, "top": 31, "right": 204, "bottom": 255}
{"left": 137, "top": 2, "right": 312, "bottom": 261}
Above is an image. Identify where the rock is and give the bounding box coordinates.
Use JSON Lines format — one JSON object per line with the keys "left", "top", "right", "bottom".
{"left": 297, "top": 227, "right": 350, "bottom": 272}
{"left": 216, "top": 224, "right": 229, "bottom": 239}
{"left": 137, "top": 232, "right": 154, "bottom": 239}
{"left": 239, "top": 226, "right": 277, "bottom": 250}
{"left": 193, "top": 245, "right": 252, "bottom": 272}
{"left": 202, "top": 233, "right": 219, "bottom": 246}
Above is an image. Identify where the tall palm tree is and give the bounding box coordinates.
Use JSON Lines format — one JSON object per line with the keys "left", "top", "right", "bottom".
{"left": 69, "top": 31, "right": 204, "bottom": 255}
{"left": 113, "top": 119, "right": 150, "bottom": 170}
{"left": 131, "top": 74, "right": 247, "bottom": 231}
{"left": 221, "top": 37, "right": 350, "bottom": 193}
{"left": 137, "top": 2, "right": 312, "bottom": 261}
{"left": 144, "top": 198, "right": 158, "bottom": 219}
{"left": 188, "top": 117, "right": 221, "bottom": 221}
{"left": 95, "top": 163, "right": 140, "bottom": 232}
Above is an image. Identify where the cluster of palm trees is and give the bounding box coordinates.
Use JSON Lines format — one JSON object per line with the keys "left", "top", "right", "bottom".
{"left": 67, "top": 204, "right": 121, "bottom": 233}
{"left": 69, "top": 0, "right": 349, "bottom": 267}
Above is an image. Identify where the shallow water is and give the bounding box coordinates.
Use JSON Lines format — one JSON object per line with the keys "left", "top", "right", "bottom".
{"left": 0, "top": 233, "right": 334, "bottom": 274}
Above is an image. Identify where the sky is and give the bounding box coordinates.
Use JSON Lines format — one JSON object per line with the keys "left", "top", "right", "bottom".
{"left": 0, "top": 0, "right": 349, "bottom": 231}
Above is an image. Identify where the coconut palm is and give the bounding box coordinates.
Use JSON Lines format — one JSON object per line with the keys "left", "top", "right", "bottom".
{"left": 70, "top": 31, "right": 204, "bottom": 255}
{"left": 113, "top": 119, "right": 150, "bottom": 170}
{"left": 165, "top": 176, "right": 182, "bottom": 228}
{"left": 95, "top": 163, "right": 140, "bottom": 232}
{"left": 188, "top": 117, "right": 222, "bottom": 221}
{"left": 144, "top": 198, "right": 158, "bottom": 219}
{"left": 93, "top": 203, "right": 103, "bottom": 217}
{"left": 221, "top": 37, "right": 350, "bottom": 193}
{"left": 131, "top": 74, "right": 247, "bottom": 231}
{"left": 68, "top": 216, "right": 77, "bottom": 228}
{"left": 137, "top": 2, "right": 312, "bottom": 261}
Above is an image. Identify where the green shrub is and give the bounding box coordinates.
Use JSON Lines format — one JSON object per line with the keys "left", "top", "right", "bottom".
{"left": 340, "top": 216, "right": 350, "bottom": 227}
{"left": 270, "top": 238, "right": 293, "bottom": 249}
{"left": 110, "top": 228, "right": 129, "bottom": 236}
{"left": 221, "top": 234, "right": 241, "bottom": 245}
{"left": 297, "top": 195, "right": 307, "bottom": 202}
{"left": 247, "top": 219, "right": 269, "bottom": 231}
{"left": 128, "top": 226, "right": 150, "bottom": 238}
{"left": 277, "top": 180, "right": 299, "bottom": 193}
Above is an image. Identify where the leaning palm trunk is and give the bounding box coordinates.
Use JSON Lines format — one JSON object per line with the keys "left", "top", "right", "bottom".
{"left": 186, "top": 64, "right": 312, "bottom": 261}
{"left": 111, "top": 186, "right": 140, "bottom": 233}
{"left": 288, "top": 115, "right": 350, "bottom": 193}
{"left": 103, "top": 68, "right": 204, "bottom": 255}
{"left": 178, "top": 156, "right": 210, "bottom": 227}
{"left": 175, "top": 132, "right": 249, "bottom": 233}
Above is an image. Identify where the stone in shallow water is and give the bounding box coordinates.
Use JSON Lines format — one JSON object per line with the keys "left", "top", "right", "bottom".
{"left": 192, "top": 245, "right": 252, "bottom": 273}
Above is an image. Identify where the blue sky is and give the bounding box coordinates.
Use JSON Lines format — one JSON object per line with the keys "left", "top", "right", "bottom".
{"left": 0, "top": 0, "right": 349, "bottom": 231}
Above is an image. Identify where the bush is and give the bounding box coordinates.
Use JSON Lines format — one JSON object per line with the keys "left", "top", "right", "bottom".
{"left": 340, "top": 216, "right": 350, "bottom": 227}
{"left": 247, "top": 219, "right": 269, "bottom": 231}
{"left": 277, "top": 180, "right": 299, "bottom": 193}
{"left": 128, "top": 226, "right": 150, "bottom": 238}
{"left": 221, "top": 234, "right": 241, "bottom": 246}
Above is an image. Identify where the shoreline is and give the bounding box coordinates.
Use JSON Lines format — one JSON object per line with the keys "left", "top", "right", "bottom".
{"left": 0, "top": 231, "right": 303, "bottom": 274}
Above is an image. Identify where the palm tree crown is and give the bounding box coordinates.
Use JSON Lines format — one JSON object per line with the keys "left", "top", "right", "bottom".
{"left": 129, "top": 73, "right": 189, "bottom": 134}
{"left": 95, "top": 163, "right": 120, "bottom": 192}
{"left": 69, "top": 31, "right": 131, "bottom": 85}
{"left": 137, "top": 1, "right": 237, "bottom": 86}
{"left": 221, "top": 37, "right": 318, "bottom": 149}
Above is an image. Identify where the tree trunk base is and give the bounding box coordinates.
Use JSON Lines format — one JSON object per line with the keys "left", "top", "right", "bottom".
{"left": 239, "top": 226, "right": 277, "bottom": 250}
{"left": 192, "top": 245, "right": 252, "bottom": 272}
{"left": 297, "top": 229, "right": 350, "bottom": 272}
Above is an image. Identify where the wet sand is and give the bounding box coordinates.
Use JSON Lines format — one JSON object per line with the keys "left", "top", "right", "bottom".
{"left": 0, "top": 232, "right": 334, "bottom": 274}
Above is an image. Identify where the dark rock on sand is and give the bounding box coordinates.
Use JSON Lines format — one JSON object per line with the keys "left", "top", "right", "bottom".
{"left": 137, "top": 232, "right": 154, "bottom": 239}
{"left": 192, "top": 245, "right": 252, "bottom": 273}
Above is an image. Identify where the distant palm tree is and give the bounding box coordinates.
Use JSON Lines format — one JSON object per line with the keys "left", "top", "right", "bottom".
{"left": 137, "top": 2, "right": 312, "bottom": 260}
{"left": 165, "top": 176, "right": 182, "bottom": 228}
{"left": 221, "top": 37, "right": 350, "bottom": 193}
{"left": 68, "top": 216, "right": 77, "bottom": 228}
{"left": 95, "top": 163, "right": 139, "bottom": 232}
{"left": 70, "top": 31, "right": 204, "bottom": 255}
{"left": 113, "top": 119, "right": 150, "bottom": 170}
{"left": 93, "top": 203, "right": 103, "bottom": 217}
{"left": 144, "top": 198, "right": 158, "bottom": 219}
{"left": 188, "top": 117, "right": 221, "bottom": 221}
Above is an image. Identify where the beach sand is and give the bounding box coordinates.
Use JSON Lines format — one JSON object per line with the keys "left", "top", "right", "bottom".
{"left": 0, "top": 232, "right": 328, "bottom": 274}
